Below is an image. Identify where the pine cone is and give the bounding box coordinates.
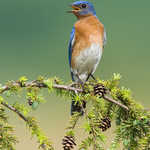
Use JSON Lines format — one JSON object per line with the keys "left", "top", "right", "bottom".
{"left": 99, "top": 117, "right": 111, "bottom": 132}
{"left": 28, "top": 99, "right": 33, "bottom": 106}
{"left": 94, "top": 84, "right": 107, "bottom": 98}
{"left": 62, "top": 136, "right": 76, "bottom": 150}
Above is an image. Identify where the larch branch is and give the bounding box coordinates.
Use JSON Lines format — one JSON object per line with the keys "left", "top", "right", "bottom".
{"left": 1, "top": 102, "right": 28, "bottom": 122}
{"left": 0, "top": 80, "right": 129, "bottom": 111}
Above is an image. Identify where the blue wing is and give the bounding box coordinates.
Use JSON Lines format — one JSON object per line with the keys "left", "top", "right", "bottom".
{"left": 68, "top": 27, "right": 75, "bottom": 66}
{"left": 68, "top": 27, "right": 75, "bottom": 81}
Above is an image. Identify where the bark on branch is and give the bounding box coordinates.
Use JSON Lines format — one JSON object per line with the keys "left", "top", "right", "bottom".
{"left": 1, "top": 102, "right": 28, "bottom": 122}
{"left": 0, "top": 80, "right": 129, "bottom": 111}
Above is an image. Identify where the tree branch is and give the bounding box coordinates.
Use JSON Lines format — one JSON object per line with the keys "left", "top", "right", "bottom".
{"left": 1, "top": 101, "right": 28, "bottom": 122}
{"left": 0, "top": 80, "right": 129, "bottom": 111}
{"left": 103, "top": 95, "right": 129, "bottom": 111}
{"left": 1, "top": 101, "right": 54, "bottom": 150}
{"left": 0, "top": 81, "right": 82, "bottom": 94}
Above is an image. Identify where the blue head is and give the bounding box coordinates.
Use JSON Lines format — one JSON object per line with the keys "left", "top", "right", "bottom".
{"left": 68, "top": 1, "right": 96, "bottom": 18}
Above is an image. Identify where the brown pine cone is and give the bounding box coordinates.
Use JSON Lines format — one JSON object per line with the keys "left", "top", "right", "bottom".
{"left": 99, "top": 117, "right": 111, "bottom": 132}
{"left": 94, "top": 83, "right": 107, "bottom": 98}
{"left": 62, "top": 136, "right": 76, "bottom": 150}
{"left": 28, "top": 99, "right": 33, "bottom": 106}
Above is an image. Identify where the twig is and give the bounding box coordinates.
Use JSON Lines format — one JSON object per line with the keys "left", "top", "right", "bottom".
{"left": 0, "top": 80, "right": 129, "bottom": 111}
{"left": 1, "top": 101, "right": 53, "bottom": 150}
{"left": 0, "top": 81, "right": 82, "bottom": 94}
{"left": 1, "top": 102, "right": 28, "bottom": 122}
{"left": 103, "top": 95, "right": 129, "bottom": 111}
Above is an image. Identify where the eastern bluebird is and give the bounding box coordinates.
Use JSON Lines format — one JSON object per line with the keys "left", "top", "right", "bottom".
{"left": 68, "top": 1, "right": 107, "bottom": 115}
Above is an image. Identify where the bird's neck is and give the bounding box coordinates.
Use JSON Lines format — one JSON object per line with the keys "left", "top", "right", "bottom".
{"left": 75, "top": 13, "right": 95, "bottom": 20}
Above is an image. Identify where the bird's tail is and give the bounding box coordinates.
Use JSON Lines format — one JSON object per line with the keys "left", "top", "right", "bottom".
{"left": 71, "top": 100, "right": 86, "bottom": 115}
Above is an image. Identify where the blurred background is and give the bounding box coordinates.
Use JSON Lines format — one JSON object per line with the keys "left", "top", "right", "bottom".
{"left": 0, "top": 0, "right": 150, "bottom": 149}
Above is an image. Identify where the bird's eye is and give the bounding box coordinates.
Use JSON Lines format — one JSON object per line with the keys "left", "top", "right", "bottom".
{"left": 81, "top": 4, "right": 87, "bottom": 8}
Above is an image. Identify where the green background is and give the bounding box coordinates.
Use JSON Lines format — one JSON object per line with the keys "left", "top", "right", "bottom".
{"left": 0, "top": 0, "right": 150, "bottom": 149}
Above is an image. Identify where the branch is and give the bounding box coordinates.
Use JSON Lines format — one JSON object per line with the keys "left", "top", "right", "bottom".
{"left": 1, "top": 101, "right": 54, "bottom": 150}
{"left": 103, "top": 95, "right": 129, "bottom": 111}
{"left": 0, "top": 81, "right": 82, "bottom": 94}
{"left": 1, "top": 101, "right": 28, "bottom": 122}
{"left": 0, "top": 80, "right": 129, "bottom": 111}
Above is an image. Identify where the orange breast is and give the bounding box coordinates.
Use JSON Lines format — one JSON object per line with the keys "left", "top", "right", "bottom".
{"left": 71, "top": 15, "right": 104, "bottom": 68}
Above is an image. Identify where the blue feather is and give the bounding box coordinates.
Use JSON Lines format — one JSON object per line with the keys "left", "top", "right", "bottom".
{"left": 68, "top": 27, "right": 75, "bottom": 66}
{"left": 68, "top": 26, "right": 75, "bottom": 81}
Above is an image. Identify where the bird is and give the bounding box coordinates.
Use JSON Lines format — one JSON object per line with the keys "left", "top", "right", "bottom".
{"left": 68, "top": 1, "right": 107, "bottom": 115}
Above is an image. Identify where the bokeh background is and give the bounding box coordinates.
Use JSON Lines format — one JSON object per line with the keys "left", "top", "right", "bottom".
{"left": 0, "top": 0, "right": 150, "bottom": 149}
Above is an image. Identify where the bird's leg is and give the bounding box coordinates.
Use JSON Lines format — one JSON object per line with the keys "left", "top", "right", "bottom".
{"left": 91, "top": 74, "right": 97, "bottom": 81}
{"left": 86, "top": 74, "right": 91, "bottom": 82}
{"left": 76, "top": 74, "right": 85, "bottom": 89}
{"left": 86, "top": 73, "right": 97, "bottom": 82}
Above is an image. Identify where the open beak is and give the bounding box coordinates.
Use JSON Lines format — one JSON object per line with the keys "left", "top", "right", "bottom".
{"left": 67, "top": 5, "right": 80, "bottom": 13}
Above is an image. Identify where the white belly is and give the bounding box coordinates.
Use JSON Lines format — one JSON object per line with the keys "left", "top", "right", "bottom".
{"left": 72, "top": 43, "right": 102, "bottom": 82}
